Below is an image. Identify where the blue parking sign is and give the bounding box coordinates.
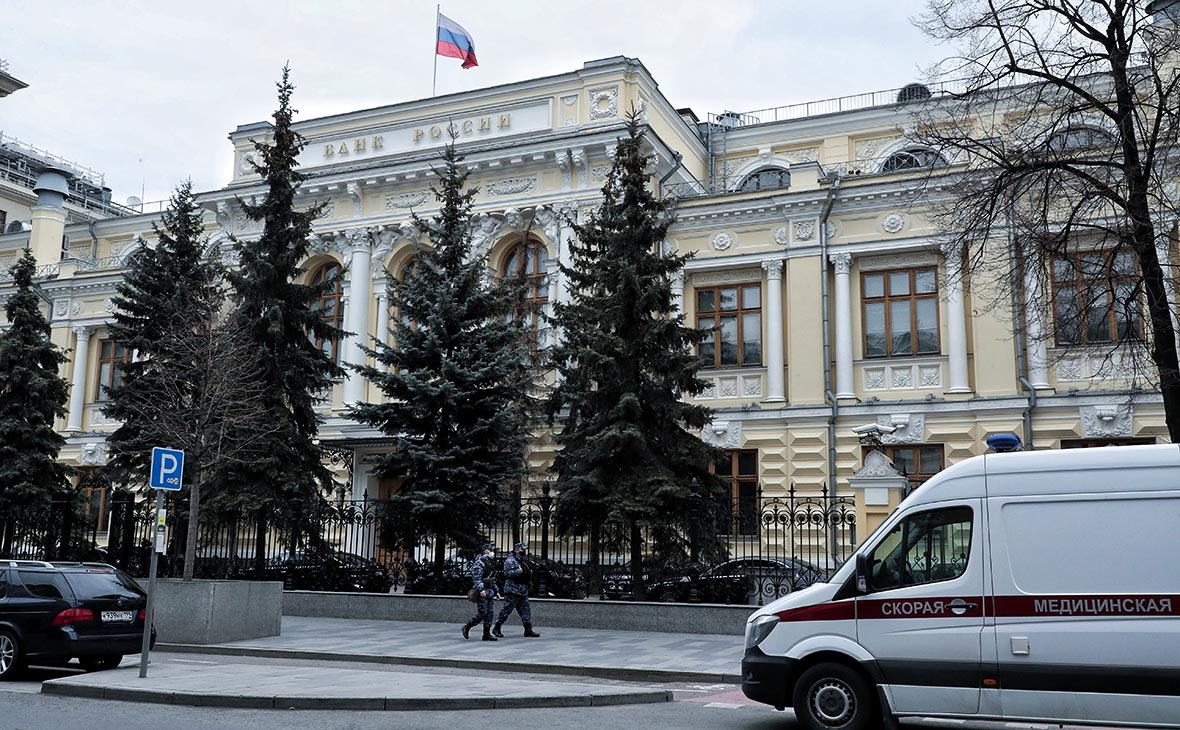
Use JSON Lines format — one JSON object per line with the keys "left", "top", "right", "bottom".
{"left": 150, "top": 447, "right": 185, "bottom": 491}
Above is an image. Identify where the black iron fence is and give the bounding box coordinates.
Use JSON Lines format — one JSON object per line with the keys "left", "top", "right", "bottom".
{"left": 2, "top": 484, "right": 857, "bottom": 606}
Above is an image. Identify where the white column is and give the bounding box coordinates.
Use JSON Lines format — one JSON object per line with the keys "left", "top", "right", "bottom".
{"left": 761, "top": 259, "right": 786, "bottom": 402}
{"left": 830, "top": 253, "right": 855, "bottom": 399}
{"left": 66, "top": 325, "right": 92, "bottom": 432}
{"left": 942, "top": 244, "right": 972, "bottom": 394}
{"left": 374, "top": 286, "right": 390, "bottom": 351}
{"left": 670, "top": 271, "right": 685, "bottom": 317}
{"left": 1023, "top": 254, "right": 1051, "bottom": 389}
{"left": 343, "top": 230, "right": 373, "bottom": 405}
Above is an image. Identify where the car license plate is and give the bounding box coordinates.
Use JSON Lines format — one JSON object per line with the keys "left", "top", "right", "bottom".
{"left": 102, "top": 610, "right": 134, "bottom": 623}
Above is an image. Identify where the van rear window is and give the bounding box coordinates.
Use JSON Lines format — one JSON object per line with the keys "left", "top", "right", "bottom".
{"left": 17, "top": 570, "right": 71, "bottom": 600}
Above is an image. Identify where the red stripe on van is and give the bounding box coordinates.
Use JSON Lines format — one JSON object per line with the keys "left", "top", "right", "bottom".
{"left": 775, "top": 600, "right": 855, "bottom": 622}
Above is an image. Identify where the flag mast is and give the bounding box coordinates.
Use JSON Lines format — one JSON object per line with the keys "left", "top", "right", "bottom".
{"left": 432, "top": 4, "right": 440, "bottom": 97}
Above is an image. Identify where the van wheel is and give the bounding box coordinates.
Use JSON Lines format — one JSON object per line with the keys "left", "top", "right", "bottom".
{"left": 792, "top": 662, "right": 875, "bottom": 730}
{"left": 0, "top": 630, "right": 25, "bottom": 680}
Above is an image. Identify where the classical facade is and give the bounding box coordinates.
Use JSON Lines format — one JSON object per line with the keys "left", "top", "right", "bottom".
{"left": 2, "top": 54, "right": 1175, "bottom": 537}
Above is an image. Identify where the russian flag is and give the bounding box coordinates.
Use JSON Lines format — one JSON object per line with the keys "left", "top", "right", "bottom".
{"left": 437, "top": 13, "right": 478, "bottom": 69}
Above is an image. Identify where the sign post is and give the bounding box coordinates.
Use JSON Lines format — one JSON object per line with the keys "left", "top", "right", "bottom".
{"left": 140, "top": 447, "right": 184, "bottom": 678}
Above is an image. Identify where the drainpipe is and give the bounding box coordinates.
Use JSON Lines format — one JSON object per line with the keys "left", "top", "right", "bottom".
{"left": 658, "top": 151, "right": 684, "bottom": 197}
{"left": 88, "top": 220, "right": 99, "bottom": 262}
{"left": 1006, "top": 199, "right": 1035, "bottom": 449}
{"left": 819, "top": 174, "right": 841, "bottom": 561}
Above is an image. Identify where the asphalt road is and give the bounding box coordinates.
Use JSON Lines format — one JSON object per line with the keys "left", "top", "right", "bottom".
{"left": 0, "top": 654, "right": 1135, "bottom": 730}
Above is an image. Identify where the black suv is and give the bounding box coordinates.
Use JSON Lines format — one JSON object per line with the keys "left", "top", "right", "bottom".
{"left": 0, "top": 560, "right": 155, "bottom": 679}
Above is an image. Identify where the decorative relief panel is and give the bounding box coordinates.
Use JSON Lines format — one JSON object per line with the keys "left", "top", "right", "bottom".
{"left": 773, "top": 226, "right": 788, "bottom": 246}
{"left": 701, "top": 419, "right": 742, "bottom": 449}
{"left": 881, "top": 213, "right": 907, "bottom": 234}
{"left": 792, "top": 220, "right": 816, "bottom": 242}
{"left": 561, "top": 94, "right": 580, "bottom": 126}
{"left": 691, "top": 268, "right": 761, "bottom": 286}
{"left": 694, "top": 373, "right": 762, "bottom": 401}
{"left": 487, "top": 177, "right": 537, "bottom": 197}
{"left": 878, "top": 413, "right": 926, "bottom": 444}
{"left": 857, "top": 251, "right": 938, "bottom": 272}
{"left": 590, "top": 164, "right": 609, "bottom": 182}
{"left": 862, "top": 362, "right": 942, "bottom": 392}
{"left": 718, "top": 377, "right": 738, "bottom": 398}
{"left": 1055, "top": 352, "right": 1140, "bottom": 382}
{"left": 589, "top": 86, "right": 619, "bottom": 120}
{"left": 712, "top": 232, "right": 733, "bottom": 251}
{"left": 782, "top": 147, "right": 819, "bottom": 165}
{"left": 1080, "top": 403, "right": 1133, "bottom": 438}
{"left": 386, "top": 191, "right": 429, "bottom": 210}
{"left": 53, "top": 298, "right": 70, "bottom": 320}
{"left": 855, "top": 136, "right": 900, "bottom": 165}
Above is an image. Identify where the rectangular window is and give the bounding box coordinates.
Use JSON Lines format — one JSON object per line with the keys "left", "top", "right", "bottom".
{"left": 879, "top": 444, "right": 945, "bottom": 488}
{"left": 95, "top": 339, "right": 132, "bottom": 402}
{"left": 714, "top": 450, "right": 759, "bottom": 537}
{"left": 696, "top": 284, "right": 762, "bottom": 368}
{"left": 862, "top": 267, "right": 939, "bottom": 358}
{"left": 78, "top": 470, "right": 109, "bottom": 533}
{"left": 1051, "top": 250, "right": 1142, "bottom": 345}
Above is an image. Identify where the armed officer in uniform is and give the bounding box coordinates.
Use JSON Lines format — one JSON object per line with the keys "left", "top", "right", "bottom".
{"left": 462, "top": 543, "right": 501, "bottom": 641}
{"left": 493, "top": 542, "right": 541, "bottom": 638}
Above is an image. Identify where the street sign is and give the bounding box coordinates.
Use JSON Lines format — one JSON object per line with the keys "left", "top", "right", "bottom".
{"left": 149, "top": 447, "right": 184, "bottom": 490}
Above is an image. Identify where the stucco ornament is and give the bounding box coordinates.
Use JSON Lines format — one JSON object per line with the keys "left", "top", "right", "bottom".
{"left": 793, "top": 220, "right": 815, "bottom": 241}
{"left": 1080, "top": 404, "right": 1133, "bottom": 438}
{"left": 386, "top": 192, "right": 428, "bottom": 210}
{"left": 534, "top": 206, "right": 560, "bottom": 243}
{"left": 700, "top": 419, "right": 741, "bottom": 449}
{"left": 589, "top": 86, "right": 619, "bottom": 120}
{"left": 879, "top": 413, "right": 925, "bottom": 444}
{"left": 773, "top": 226, "right": 788, "bottom": 246}
{"left": 852, "top": 449, "right": 905, "bottom": 479}
{"left": 469, "top": 213, "right": 503, "bottom": 255}
{"left": 882, "top": 213, "right": 906, "bottom": 234}
{"left": 80, "top": 442, "right": 108, "bottom": 466}
{"left": 712, "top": 232, "right": 733, "bottom": 251}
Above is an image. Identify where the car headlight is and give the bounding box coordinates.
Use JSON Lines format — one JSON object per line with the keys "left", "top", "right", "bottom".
{"left": 745, "top": 614, "right": 779, "bottom": 649}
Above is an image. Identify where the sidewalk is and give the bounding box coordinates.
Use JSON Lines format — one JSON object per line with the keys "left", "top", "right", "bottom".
{"left": 41, "top": 616, "right": 746, "bottom": 710}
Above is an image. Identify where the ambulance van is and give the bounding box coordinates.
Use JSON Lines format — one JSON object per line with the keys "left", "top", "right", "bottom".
{"left": 741, "top": 442, "right": 1180, "bottom": 730}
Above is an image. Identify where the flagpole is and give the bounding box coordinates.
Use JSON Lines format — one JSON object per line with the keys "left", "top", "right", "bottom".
{"left": 432, "top": 4, "right": 440, "bottom": 97}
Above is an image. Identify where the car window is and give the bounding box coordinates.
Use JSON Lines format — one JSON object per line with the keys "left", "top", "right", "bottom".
{"left": 867, "top": 506, "right": 973, "bottom": 591}
{"left": 62, "top": 570, "right": 146, "bottom": 599}
{"left": 18, "top": 570, "right": 71, "bottom": 599}
{"left": 0, "top": 570, "right": 7, "bottom": 598}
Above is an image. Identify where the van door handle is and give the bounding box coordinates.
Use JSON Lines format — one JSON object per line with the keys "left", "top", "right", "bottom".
{"left": 948, "top": 598, "right": 978, "bottom": 614}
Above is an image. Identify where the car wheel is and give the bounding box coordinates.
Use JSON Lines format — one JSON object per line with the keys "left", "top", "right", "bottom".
{"left": 80, "top": 655, "right": 124, "bottom": 672}
{"left": 0, "top": 631, "right": 25, "bottom": 680}
{"left": 792, "top": 662, "right": 876, "bottom": 730}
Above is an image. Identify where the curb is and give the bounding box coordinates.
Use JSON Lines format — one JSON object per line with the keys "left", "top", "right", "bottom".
{"left": 40, "top": 680, "right": 674, "bottom": 711}
{"left": 156, "top": 643, "right": 742, "bottom": 684}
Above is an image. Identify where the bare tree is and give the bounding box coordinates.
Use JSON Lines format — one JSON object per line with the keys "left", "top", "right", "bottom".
{"left": 910, "top": 0, "right": 1180, "bottom": 440}
{"left": 114, "top": 305, "right": 279, "bottom": 580}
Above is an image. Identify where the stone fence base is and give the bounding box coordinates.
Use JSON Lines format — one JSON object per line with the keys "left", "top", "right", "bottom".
{"left": 155, "top": 579, "right": 283, "bottom": 644}
{"left": 283, "top": 591, "right": 753, "bottom": 636}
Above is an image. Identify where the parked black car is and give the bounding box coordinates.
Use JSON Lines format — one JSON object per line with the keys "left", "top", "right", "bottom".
{"left": 0, "top": 560, "right": 156, "bottom": 679}
{"left": 404, "top": 555, "right": 587, "bottom": 599}
{"left": 264, "top": 551, "right": 394, "bottom": 593}
{"left": 647, "top": 558, "right": 825, "bottom": 604}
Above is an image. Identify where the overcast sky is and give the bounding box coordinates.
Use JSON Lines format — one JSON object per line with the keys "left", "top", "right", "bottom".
{"left": 3, "top": 0, "right": 946, "bottom": 205}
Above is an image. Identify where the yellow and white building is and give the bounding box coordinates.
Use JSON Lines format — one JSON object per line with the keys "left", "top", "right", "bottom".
{"left": 2, "top": 54, "right": 1175, "bottom": 537}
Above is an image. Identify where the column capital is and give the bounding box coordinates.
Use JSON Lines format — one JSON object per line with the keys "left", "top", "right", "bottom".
{"left": 669, "top": 270, "right": 685, "bottom": 288}
{"left": 761, "top": 258, "right": 784, "bottom": 281}
{"left": 828, "top": 252, "right": 851, "bottom": 275}
{"left": 72, "top": 325, "right": 93, "bottom": 339}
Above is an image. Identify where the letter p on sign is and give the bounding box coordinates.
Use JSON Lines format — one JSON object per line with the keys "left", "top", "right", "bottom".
{"left": 150, "top": 447, "right": 185, "bottom": 491}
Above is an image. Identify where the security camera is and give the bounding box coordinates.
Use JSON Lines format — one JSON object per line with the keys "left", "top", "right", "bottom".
{"left": 850, "top": 423, "right": 897, "bottom": 436}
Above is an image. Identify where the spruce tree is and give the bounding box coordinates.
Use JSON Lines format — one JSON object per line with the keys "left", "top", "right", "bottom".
{"left": 104, "top": 179, "right": 221, "bottom": 481}
{"left": 546, "top": 115, "right": 726, "bottom": 596}
{"left": 350, "top": 140, "right": 535, "bottom": 568}
{"left": 0, "top": 248, "right": 71, "bottom": 513}
{"left": 223, "top": 66, "right": 345, "bottom": 513}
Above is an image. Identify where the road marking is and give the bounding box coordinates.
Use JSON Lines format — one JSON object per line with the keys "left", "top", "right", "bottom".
{"left": 167, "top": 658, "right": 219, "bottom": 664}
{"left": 704, "top": 702, "right": 747, "bottom": 709}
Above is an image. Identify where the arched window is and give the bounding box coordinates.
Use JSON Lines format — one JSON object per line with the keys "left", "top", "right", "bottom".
{"left": 880, "top": 148, "right": 949, "bottom": 173}
{"left": 309, "top": 262, "right": 343, "bottom": 361}
{"left": 736, "top": 167, "right": 790, "bottom": 193}
{"left": 1046, "top": 126, "right": 1114, "bottom": 153}
{"left": 503, "top": 240, "right": 549, "bottom": 351}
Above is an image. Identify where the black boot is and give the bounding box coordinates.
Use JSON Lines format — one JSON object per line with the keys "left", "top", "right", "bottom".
{"left": 462, "top": 621, "right": 475, "bottom": 640}
{"left": 523, "top": 623, "right": 541, "bottom": 638}
{"left": 492, "top": 622, "right": 504, "bottom": 638}
{"left": 482, "top": 626, "right": 498, "bottom": 641}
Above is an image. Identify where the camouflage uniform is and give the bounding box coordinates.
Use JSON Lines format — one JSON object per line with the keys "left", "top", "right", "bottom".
{"left": 494, "top": 543, "right": 541, "bottom": 638}
{"left": 462, "top": 548, "right": 499, "bottom": 640}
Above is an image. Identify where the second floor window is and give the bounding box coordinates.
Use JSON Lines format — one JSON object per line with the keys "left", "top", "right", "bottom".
{"left": 1051, "top": 250, "right": 1141, "bottom": 346}
{"left": 95, "top": 339, "right": 131, "bottom": 402}
{"left": 309, "top": 263, "right": 343, "bottom": 361}
{"left": 502, "top": 240, "right": 549, "bottom": 352}
{"left": 697, "top": 284, "right": 762, "bottom": 368}
{"left": 863, "top": 267, "right": 939, "bottom": 358}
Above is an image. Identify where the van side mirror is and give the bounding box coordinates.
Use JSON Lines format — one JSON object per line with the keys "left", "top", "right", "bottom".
{"left": 855, "top": 553, "right": 870, "bottom": 594}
